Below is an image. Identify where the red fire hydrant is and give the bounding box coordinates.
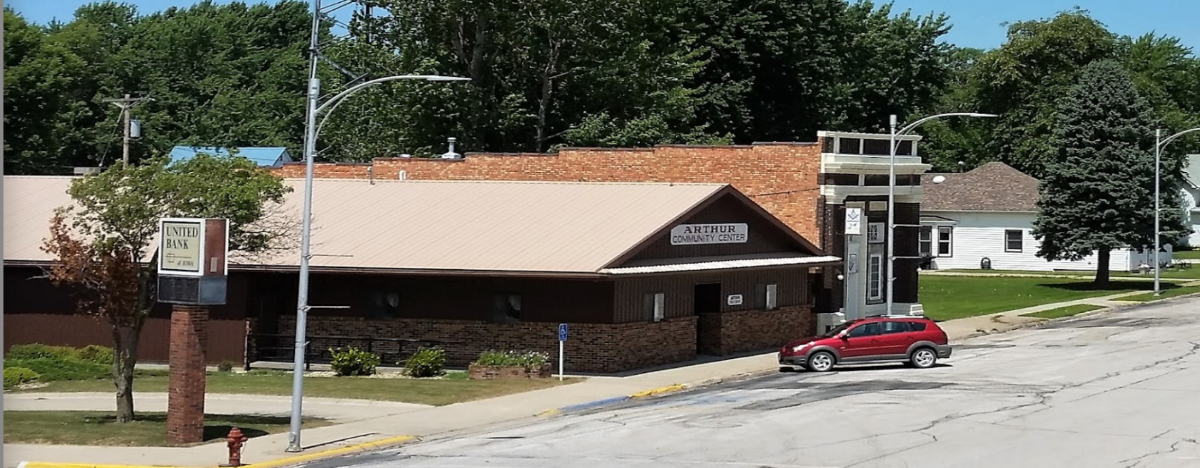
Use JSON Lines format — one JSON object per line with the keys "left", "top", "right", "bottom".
{"left": 224, "top": 427, "right": 248, "bottom": 467}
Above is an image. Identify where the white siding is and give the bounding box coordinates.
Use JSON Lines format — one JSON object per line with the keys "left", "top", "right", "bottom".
{"left": 922, "top": 211, "right": 1161, "bottom": 272}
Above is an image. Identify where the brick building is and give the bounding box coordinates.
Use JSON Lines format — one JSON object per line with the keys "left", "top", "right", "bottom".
{"left": 269, "top": 131, "right": 931, "bottom": 321}
{"left": 4, "top": 176, "right": 838, "bottom": 373}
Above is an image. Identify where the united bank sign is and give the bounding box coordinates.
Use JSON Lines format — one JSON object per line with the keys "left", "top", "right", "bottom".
{"left": 670, "top": 223, "right": 749, "bottom": 246}
{"left": 157, "top": 217, "right": 230, "bottom": 304}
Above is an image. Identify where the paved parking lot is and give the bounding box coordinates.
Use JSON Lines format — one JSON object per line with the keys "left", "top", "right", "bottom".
{"left": 310, "top": 298, "right": 1200, "bottom": 468}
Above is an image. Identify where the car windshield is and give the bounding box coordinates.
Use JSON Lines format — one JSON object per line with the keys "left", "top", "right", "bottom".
{"left": 820, "top": 320, "right": 859, "bottom": 338}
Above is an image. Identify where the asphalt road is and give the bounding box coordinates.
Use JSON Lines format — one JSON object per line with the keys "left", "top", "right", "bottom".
{"left": 306, "top": 298, "right": 1200, "bottom": 468}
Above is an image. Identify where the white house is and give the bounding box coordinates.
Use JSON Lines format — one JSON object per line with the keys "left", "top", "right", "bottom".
{"left": 1180, "top": 154, "right": 1200, "bottom": 246}
{"left": 920, "top": 162, "right": 1169, "bottom": 272}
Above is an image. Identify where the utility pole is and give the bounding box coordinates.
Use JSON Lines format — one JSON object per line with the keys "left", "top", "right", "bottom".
{"left": 104, "top": 94, "right": 150, "bottom": 167}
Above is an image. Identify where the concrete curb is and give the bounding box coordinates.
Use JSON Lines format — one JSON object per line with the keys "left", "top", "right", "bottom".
{"left": 537, "top": 371, "right": 778, "bottom": 418}
{"left": 15, "top": 435, "right": 418, "bottom": 468}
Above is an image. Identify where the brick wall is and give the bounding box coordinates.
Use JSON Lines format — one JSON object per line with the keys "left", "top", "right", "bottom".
{"left": 698, "top": 306, "right": 814, "bottom": 355}
{"left": 269, "top": 143, "right": 826, "bottom": 243}
{"left": 278, "top": 316, "right": 697, "bottom": 374}
{"left": 167, "top": 305, "right": 208, "bottom": 444}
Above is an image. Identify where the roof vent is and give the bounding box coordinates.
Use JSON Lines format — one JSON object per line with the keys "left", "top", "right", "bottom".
{"left": 440, "top": 137, "right": 461, "bottom": 159}
{"left": 399, "top": 153, "right": 412, "bottom": 158}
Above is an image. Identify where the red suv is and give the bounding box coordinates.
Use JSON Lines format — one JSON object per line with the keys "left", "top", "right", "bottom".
{"left": 778, "top": 317, "right": 952, "bottom": 372}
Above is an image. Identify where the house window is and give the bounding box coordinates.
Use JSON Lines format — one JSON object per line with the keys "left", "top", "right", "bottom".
{"left": 755, "top": 284, "right": 779, "bottom": 311}
{"left": 919, "top": 227, "right": 933, "bottom": 256}
{"left": 369, "top": 292, "right": 401, "bottom": 320}
{"left": 867, "top": 254, "right": 883, "bottom": 301}
{"left": 644, "top": 292, "right": 665, "bottom": 322}
{"left": 867, "top": 222, "right": 885, "bottom": 243}
{"left": 937, "top": 226, "right": 953, "bottom": 257}
{"left": 1005, "top": 230, "right": 1023, "bottom": 253}
{"left": 491, "top": 294, "right": 522, "bottom": 323}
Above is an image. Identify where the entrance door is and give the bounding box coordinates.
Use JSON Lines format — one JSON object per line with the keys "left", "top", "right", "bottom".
{"left": 694, "top": 283, "right": 721, "bottom": 314}
{"left": 694, "top": 283, "right": 722, "bottom": 355}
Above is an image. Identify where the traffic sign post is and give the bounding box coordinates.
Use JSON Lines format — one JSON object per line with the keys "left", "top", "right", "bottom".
{"left": 558, "top": 323, "right": 568, "bottom": 381}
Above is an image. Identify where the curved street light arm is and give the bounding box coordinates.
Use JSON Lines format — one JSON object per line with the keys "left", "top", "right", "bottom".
{"left": 1159, "top": 127, "right": 1200, "bottom": 150}
{"left": 315, "top": 75, "right": 469, "bottom": 115}
{"left": 897, "top": 112, "right": 999, "bottom": 136}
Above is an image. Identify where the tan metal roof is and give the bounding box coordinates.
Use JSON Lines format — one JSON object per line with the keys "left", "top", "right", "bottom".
{"left": 4, "top": 176, "right": 77, "bottom": 263}
{"left": 6, "top": 176, "right": 749, "bottom": 274}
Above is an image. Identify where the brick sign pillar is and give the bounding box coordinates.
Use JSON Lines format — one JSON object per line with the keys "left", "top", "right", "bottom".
{"left": 167, "top": 304, "right": 209, "bottom": 444}
{"left": 157, "top": 217, "right": 229, "bottom": 445}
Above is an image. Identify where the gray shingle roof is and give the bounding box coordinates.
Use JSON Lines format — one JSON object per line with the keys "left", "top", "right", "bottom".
{"left": 921, "top": 162, "right": 1040, "bottom": 212}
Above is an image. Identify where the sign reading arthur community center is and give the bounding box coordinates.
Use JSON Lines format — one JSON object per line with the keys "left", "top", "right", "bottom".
{"left": 670, "top": 223, "right": 749, "bottom": 246}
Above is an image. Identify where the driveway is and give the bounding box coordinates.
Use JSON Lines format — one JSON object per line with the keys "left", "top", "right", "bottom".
{"left": 302, "top": 297, "right": 1200, "bottom": 468}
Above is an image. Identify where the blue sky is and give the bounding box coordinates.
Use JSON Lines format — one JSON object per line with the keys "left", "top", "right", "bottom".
{"left": 8, "top": 0, "right": 1199, "bottom": 52}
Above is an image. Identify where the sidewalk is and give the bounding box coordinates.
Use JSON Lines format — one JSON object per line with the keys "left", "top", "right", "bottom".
{"left": 4, "top": 289, "right": 1189, "bottom": 468}
{"left": 2, "top": 353, "right": 778, "bottom": 468}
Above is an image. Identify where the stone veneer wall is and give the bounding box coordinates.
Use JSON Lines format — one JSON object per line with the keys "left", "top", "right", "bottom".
{"left": 698, "top": 306, "right": 814, "bottom": 356}
{"left": 277, "top": 316, "right": 698, "bottom": 374}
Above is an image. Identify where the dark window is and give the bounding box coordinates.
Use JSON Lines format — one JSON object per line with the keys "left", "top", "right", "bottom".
{"left": 644, "top": 292, "right": 665, "bottom": 322}
{"left": 369, "top": 292, "right": 401, "bottom": 320}
{"left": 896, "top": 140, "right": 914, "bottom": 156}
{"left": 881, "top": 321, "right": 910, "bottom": 334}
{"left": 848, "top": 322, "right": 882, "bottom": 338}
{"left": 938, "top": 227, "right": 953, "bottom": 256}
{"left": 840, "top": 138, "right": 862, "bottom": 154}
{"left": 491, "top": 294, "right": 522, "bottom": 323}
{"left": 864, "top": 174, "right": 890, "bottom": 186}
{"left": 919, "top": 226, "right": 933, "bottom": 256}
{"left": 823, "top": 173, "right": 859, "bottom": 185}
{"left": 1005, "top": 230, "right": 1023, "bottom": 252}
{"left": 862, "top": 139, "right": 891, "bottom": 155}
{"left": 907, "top": 321, "right": 927, "bottom": 331}
{"left": 822, "top": 137, "right": 835, "bottom": 153}
{"left": 755, "top": 284, "right": 779, "bottom": 310}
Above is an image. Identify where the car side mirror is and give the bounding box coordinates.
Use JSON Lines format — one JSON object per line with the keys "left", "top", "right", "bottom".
{"left": 838, "top": 331, "right": 849, "bottom": 340}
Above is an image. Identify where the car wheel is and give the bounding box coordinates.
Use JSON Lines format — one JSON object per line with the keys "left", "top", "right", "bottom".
{"left": 806, "top": 351, "right": 835, "bottom": 372}
{"left": 909, "top": 347, "right": 937, "bottom": 369}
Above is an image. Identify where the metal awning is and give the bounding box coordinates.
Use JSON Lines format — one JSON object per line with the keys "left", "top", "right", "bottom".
{"left": 599, "top": 255, "right": 842, "bottom": 275}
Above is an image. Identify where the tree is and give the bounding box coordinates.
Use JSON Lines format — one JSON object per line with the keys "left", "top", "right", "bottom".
{"left": 1032, "top": 60, "right": 1182, "bottom": 286}
{"left": 3, "top": 9, "right": 86, "bottom": 174}
{"left": 40, "top": 155, "right": 294, "bottom": 422}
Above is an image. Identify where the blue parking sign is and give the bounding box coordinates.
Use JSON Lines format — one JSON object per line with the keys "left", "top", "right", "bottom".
{"left": 558, "top": 323, "right": 568, "bottom": 341}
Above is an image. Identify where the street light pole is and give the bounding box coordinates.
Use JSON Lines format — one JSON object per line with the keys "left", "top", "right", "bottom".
{"left": 886, "top": 112, "right": 998, "bottom": 316}
{"left": 1153, "top": 126, "right": 1200, "bottom": 297}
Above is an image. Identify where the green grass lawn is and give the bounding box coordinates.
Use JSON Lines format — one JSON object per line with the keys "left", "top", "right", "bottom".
{"left": 1020, "top": 304, "right": 1106, "bottom": 320}
{"left": 12, "top": 370, "right": 581, "bottom": 406}
{"left": 3, "top": 411, "right": 329, "bottom": 446}
{"left": 1174, "top": 250, "right": 1200, "bottom": 260}
{"left": 1121, "top": 285, "right": 1200, "bottom": 302}
{"left": 919, "top": 276, "right": 1174, "bottom": 321}
{"left": 934, "top": 268, "right": 1200, "bottom": 280}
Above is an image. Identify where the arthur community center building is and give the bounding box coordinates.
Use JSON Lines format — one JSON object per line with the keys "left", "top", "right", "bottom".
{"left": 4, "top": 130, "right": 934, "bottom": 373}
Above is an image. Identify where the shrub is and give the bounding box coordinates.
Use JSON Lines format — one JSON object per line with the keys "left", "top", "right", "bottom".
{"left": 6, "top": 343, "right": 77, "bottom": 361}
{"left": 329, "top": 347, "right": 381, "bottom": 376}
{"left": 4, "top": 367, "right": 40, "bottom": 389}
{"left": 404, "top": 347, "right": 447, "bottom": 378}
{"left": 217, "top": 360, "right": 236, "bottom": 372}
{"left": 472, "top": 350, "right": 550, "bottom": 369}
{"left": 4, "top": 357, "right": 109, "bottom": 382}
{"left": 76, "top": 345, "right": 115, "bottom": 366}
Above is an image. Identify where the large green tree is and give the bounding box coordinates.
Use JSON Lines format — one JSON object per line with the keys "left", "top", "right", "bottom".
{"left": 3, "top": 1, "right": 314, "bottom": 174}
{"left": 1032, "top": 60, "right": 1182, "bottom": 286}
{"left": 41, "top": 155, "right": 295, "bottom": 422}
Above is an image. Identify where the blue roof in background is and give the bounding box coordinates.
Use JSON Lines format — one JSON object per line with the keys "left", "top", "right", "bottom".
{"left": 169, "top": 146, "right": 292, "bottom": 167}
